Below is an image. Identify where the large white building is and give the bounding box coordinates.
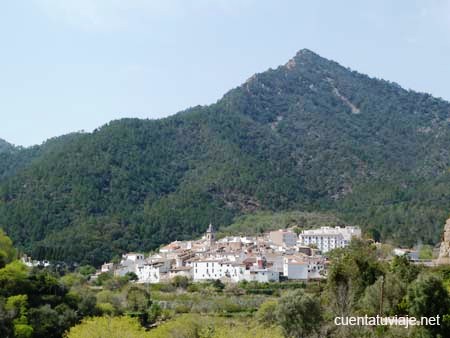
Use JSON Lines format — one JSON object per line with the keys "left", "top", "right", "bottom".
{"left": 298, "top": 226, "right": 361, "bottom": 253}
{"left": 191, "top": 259, "right": 244, "bottom": 282}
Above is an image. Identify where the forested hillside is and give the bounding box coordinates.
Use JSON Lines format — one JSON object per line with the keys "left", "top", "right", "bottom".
{"left": 1, "top": 49, "right": 450, "bottom": 265}
{"left": 0, "top": 134, "right": 85, "bottom": 181}
{"left": 0, "top": 139, "right": 14, "bottom": 154}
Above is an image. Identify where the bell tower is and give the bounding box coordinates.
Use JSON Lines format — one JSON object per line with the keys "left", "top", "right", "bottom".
{"left": 205, "top": 223, "right": 216, "bottom": 247}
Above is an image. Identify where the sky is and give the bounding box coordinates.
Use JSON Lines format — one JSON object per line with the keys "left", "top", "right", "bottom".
{"left": 1, "top": 0, "right": 450, "bottom": 146}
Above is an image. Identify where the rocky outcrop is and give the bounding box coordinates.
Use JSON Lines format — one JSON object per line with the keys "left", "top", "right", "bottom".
{"left": 437, "top": 218, "right": 450, "bottom": 265}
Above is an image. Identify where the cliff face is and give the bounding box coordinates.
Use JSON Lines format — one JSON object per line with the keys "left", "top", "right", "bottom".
{"left": 438, "top": 219, "right": 450, "bottom": 264}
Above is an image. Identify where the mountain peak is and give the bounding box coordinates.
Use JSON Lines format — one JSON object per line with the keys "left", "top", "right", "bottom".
{"left": 2, "top": 49, "right": 450, "bottom": 264}
{"left": 284, "top": 48, "right": 325, "bottom": 70}
{"left": 295, "top": 48, "right": 319, "bottom": 57}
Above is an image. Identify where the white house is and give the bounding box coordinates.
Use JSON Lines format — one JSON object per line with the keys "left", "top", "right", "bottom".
{"left": 192, "top": 259, "right": 244, "bottom": 282}
{"left": 242, "top": 269, "right": 279, "bottom": 282}
{"left": 283, "top": 257, "right": 308, "bottom": 280}
{"left": 283, "top": 256, "right": 326, "bottom": 280}
{"left": 298, "top": 226, "right": 361, "bottom": 253}
{"left": 135, "top": 259, "right": 172, "bottom": 283}
{"left": 114, "top": 252, "right": 146, "bottom": 277}
{"left": 122, "top": 252, "right": 145, "bottom": 262}
{"left": 101, "top": 262, "right": 114, "bottom": 273}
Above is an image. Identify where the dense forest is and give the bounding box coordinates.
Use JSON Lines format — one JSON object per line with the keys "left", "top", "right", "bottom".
{"left": 0, "top": 139, "right": 14, "bottom": 154}
{"left": 1, "top": 49, "right": 450, "bottom": 265}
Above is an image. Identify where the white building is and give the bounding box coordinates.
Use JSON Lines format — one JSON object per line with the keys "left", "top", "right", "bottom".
{"left": 95, "top": 224, "right": 333, "bottom": 285}
{"left": 283, "top": 256, "right": 325, "bottom": 280}
{"left": 135, "top": 259, "right": 172, "bottom": 283}
{"left": 242, "top": 269, "right": 279, "bottom": 282}
{"left": 191, "top": 258, "right": 279, "bottom": 283}
{"left": 122, "top": 252, "right": 145, "bottom": 262}
{"left": 21, "top": 256, "right": 50, "bottom": 268}
{"left": 101, "top": 262, "right": 114, "bottom": 273}
{"left": 114, "top": 252, "right": 146, "bottom": 277}
{"left": 298, "top": 226, "right": 361, "bottom": 253}
{"left": 192, "top": 259, "right": 244, "bottom": 282}
{"left": 269, "top": 229, "right": 298, "bottom": 247}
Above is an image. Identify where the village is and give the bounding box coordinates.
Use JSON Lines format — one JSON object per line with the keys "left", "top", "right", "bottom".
{"left": 92, "top": 224, "right": 363, "bottom": 284}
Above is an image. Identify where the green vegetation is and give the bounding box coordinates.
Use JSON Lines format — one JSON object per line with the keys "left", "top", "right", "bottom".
{"left": 419, "top": 245, "right": 433, "bottom": 260}
{"left": 64, "top": 316, "right": 148, "bottom": 338}
{"left": 277, "top": 289, "right": 322, "bottom": 338}
{"left": 0, "top": 229, "right": 17, "bottom": 268}
{"left": 64, "top": 240, "right": 450, "bottom": 338}
{"left": 3, "top": 229, "right": 450, "bottom": 337}
{"left": 148, "top": 314, "right": 283, "bottom": 338}
{"left": 2, "top": 49, "right": 450, "bottom": 263}
{"left": 66, "top": 315, "right": 284, "bottom": 338}
{"left": 0, "top": 138, "right": 14, "bottom": 154}
{"left": 407, "top": 274, "right": 450, "bottom": 336}
{"left": 219, "top": 211, "right": 346, "bottom": 236}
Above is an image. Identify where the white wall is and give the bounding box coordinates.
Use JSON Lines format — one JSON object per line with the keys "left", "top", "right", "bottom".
{"left": 242, "top": 269, "right": 279, "bottom": 282}
{"left": 283, "top": 260, "right": 308, "bottom": 280}
{"left": 192, "top": 261, "right": 243, "bottom": 281}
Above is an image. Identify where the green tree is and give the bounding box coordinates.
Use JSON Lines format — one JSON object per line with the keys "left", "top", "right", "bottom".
{"left": 407, "top": 274, "right": 450, "bottom": 336}
{"left": 95, "top": 272, "right": 113, "bottom": 286}
{"left": 276, "top": 289, "right": 322, "bottom": 338}
{"left": 125, "top": 272, "right": 139, "bottom": 281}
{"left": 327, "top": 239, "right": 384, "bottom": 316}
{"left": 126, "top": 286, "right": 151, "bottom": 313}
{"left": 0, "top": 261, "right": 30, "bottom": 297}
{"left": 5, "top": 294, "right": 33, "bottom": 338}
{"left": 256, "top": 299, "right": 278, "bottom": 327}
{"left": 171, "top": 276, "right": 190, "bottom": 289}
{"left": 360, "top": 273, "right": 406, "bottom": 316}
{"left": 0, "top": 229, "right": 16, "bottom": 269}
{"left": 77, "top": 265, "right": 96, "bottom": 277}
{"left": 212, "top": 279, "right": 225, "bottom": 292}
{"left": 390, "top": 255, "right": 420, "bottom": 284}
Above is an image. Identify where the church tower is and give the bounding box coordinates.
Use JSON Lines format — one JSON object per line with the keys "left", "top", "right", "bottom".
{"left": 205, "top": 223, "right": 216, "bottom": 247}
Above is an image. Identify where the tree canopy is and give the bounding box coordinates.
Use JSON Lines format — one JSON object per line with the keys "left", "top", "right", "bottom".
{"left": 2, "top": 50, "right": 450, "bottom": 264}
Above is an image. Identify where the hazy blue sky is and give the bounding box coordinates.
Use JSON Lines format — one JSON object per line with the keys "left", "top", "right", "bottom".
{"left": 1, "top": 0, "right": 450, "bottom": 146}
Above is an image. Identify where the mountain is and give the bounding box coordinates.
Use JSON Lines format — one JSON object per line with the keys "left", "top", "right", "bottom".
{"left": 0, "top": 138, "right": 14, "bottom": 154}
{"left": 0, "top": 133, "right": 85, "bottom": 181}
{"left": 1, "top": 49, "right": 450, "bottom": 265}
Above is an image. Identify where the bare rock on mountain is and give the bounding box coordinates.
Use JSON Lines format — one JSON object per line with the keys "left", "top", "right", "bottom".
{"left": 437, "top": 218, "right": 450, "bottom": 265}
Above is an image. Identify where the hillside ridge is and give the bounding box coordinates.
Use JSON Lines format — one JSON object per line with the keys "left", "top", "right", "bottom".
{"left": 1, "top": 49, "right": 450, "bottom": 265}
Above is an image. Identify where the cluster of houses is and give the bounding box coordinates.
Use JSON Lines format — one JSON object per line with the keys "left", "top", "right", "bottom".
{"left": 94, "top": 224, "right": 362, "bottom": 284}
